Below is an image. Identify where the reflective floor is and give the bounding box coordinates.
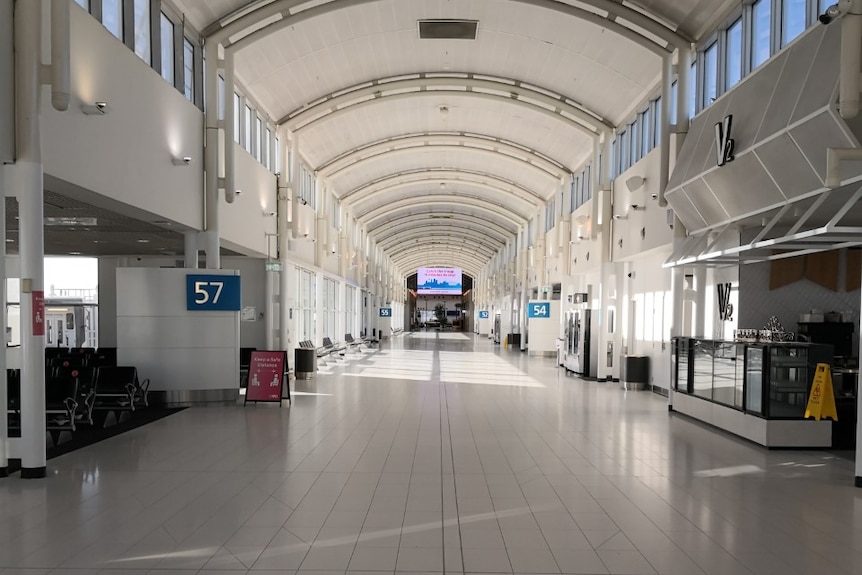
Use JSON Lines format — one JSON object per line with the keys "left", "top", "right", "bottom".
{"left": 1, "top": 332, "right": 861, "bottom": 575}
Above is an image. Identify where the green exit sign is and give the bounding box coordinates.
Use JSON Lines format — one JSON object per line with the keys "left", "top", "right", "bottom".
{"left": 265, "top": 261, "right": 282, "bottom": 272}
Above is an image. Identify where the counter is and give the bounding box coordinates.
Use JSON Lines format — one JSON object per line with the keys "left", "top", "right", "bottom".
{"left": 672, "top": 338, "right": 835, "bottom": 447}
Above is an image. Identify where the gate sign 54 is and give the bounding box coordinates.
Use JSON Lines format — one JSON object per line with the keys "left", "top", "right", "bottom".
{"left": 527, "top": 302, "right": 551, "bottom": 318}
{"left": 186, "top": 275, "right": 241, "bottom": 311}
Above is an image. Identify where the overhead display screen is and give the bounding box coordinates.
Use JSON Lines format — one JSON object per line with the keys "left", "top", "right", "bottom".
{"left": 418, "top": 267, "right": 462, "bottom": 295}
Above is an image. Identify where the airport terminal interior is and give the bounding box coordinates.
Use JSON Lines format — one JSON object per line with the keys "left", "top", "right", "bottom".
{"left": 3, "top": 0, "right": 862, "bottom": 573}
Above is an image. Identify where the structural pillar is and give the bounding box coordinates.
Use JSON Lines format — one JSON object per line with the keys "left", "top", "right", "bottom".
{"left": 16, "top": 0, "right": 47, "bottom": 477}
{"left": 203, "top": 41, "right": 220, "bottom": 270}
{"left": 0, "top": 165, "right": 8, "bottom": 477}
{"left": 184, "top": 231, "right": 198, "bottom": 268}
{"left": 693, "top": 266, "right": 707, "bottom": 338}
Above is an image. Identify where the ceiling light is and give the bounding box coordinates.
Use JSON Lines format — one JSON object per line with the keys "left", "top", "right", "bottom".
{"left": 69, "top": 251, "right": 82, "bottom": 255}
{"left": 81, "top": 101, "right": 110, "bottom": 115}
{"left": 172, "top": 156, "right": 192, "bottom": 166}
{"left": 136, "top": 239, "right": 150, "bottom": 243}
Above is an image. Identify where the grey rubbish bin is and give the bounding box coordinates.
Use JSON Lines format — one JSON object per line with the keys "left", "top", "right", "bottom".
{"left": 295, "top": 348, "right": 316, "bottom": 380}
{"left": 622, "top": 355, "right": 649, "bottom": 391}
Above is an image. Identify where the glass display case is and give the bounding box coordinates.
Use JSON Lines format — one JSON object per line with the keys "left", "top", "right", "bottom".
{"left": 673, "top": 337, "right": 833, "bottom": 419}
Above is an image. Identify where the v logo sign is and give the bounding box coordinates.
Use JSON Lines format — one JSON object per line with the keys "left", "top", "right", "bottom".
{"left": 714, "top": 115, "right": 735, "bottom": 167}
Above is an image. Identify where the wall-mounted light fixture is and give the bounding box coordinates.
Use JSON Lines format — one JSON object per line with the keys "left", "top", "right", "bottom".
{"left": 81, "top": 101, "right": 110, "bottom": 115}
{"left": 625, "top": 175, "right": 646, "bottom": 192}
{"left": 171, "top": 156, "right": 192, "bottom": 166}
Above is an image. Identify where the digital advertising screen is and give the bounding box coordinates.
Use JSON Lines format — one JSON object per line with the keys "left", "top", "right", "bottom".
{"left": 417, "top": 267, "right": 462, "bottom": 295}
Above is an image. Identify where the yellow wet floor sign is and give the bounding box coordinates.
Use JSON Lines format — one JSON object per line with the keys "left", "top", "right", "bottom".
{"left": 804, "top": 363, "right": 838, "bottom": 421}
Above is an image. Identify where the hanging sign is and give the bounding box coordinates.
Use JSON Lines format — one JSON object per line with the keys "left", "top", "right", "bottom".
{"left": 379, "top": 308, "right": 392, "bottom": 317}
{"left": 32, "top": 290, "right": 45, "bottom": 336}
{"left": 478, "top": 311, "right": 490, "bottom": 319}
{"left": 804, "top": 363, "right": 838, "bottom": 421}
{"left": 186, "top": 274, "right": 241, "bottom": 311}
{"left": 527, "top": 302, "right": 550, "bottom": 318}
{"left": 245, "top": 350, "right": 288, "bottom": 404}
{"left": 714, "top": 115, "right": 735, "bottom": 167}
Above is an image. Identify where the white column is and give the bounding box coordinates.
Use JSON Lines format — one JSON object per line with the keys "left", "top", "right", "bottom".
{"left": 203, "top": 41, "right": 220, "bottom": 270}
{"left": 676, "top": 46, "right": 692, "bottom": 152}
{"left": 0, "top": 165, "right": 7, "bottom": 476}
{"left": 277, "top": 128, "right": 293, "bottom": 351}
{"left": 16, "top": 0, "right": 47, "bottom": 477}
{"left": 265, "top": 268, "right": 275, "bottom": 350}
{"left": 693, "top": 266, "right": 707, "bottom": 338}
{"left": 184, "top": 231, "right": 198, "bottom": 268}
{"left": 659, "top": 53, "right": 673, "bottom": 207}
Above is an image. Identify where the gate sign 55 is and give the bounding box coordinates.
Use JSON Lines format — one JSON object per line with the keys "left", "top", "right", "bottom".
{"left": 527, "top": 302, "right": 551, "bottom": 318}
{"left": 379, "top": 308, "right": 393, "bottom": 317}
{"left": 478, "top": 311, "right": 490, "bottom": 319}
{"left": 186, "top": 275, "right": 241, "bottom": 311}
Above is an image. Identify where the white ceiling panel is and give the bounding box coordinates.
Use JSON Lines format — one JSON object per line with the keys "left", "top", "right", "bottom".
{"left": 298, "top": 93, "right": 592, "bottom": 175}
{"left": 234, "top": 0, "right": 661, "bottom": 127}
{"left": 169, "top": 0, "right": 731, "bottom": 273}
{"left": 329, "top": 147, "right": 558, "bottom": 200}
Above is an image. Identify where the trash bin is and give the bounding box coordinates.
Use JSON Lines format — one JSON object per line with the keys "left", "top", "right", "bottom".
{"left": 622, "top": 355, "right": 649, "bottom": 391}
{"left": 295, "top": 348, "right": 316, "bottom": 380}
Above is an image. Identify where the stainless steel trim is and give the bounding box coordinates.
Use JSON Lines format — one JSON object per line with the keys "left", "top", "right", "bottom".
{"left": 150, "top": 389, "right": 239, "bottom": 406}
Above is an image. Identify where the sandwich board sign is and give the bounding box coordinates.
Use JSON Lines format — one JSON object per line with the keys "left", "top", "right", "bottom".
{"left": 245, "top": 350, "right": 290, "bottom": 405}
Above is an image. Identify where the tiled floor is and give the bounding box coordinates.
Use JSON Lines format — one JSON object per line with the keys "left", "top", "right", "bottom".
{"left": 1, "top": 332, "right": 861, "bottom": 575}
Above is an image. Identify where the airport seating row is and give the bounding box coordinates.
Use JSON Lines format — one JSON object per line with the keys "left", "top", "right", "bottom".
{"left": 7, "top": 364, "right": 150, "bottom": 442}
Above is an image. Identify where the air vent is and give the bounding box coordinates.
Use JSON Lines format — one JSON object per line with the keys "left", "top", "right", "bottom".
{"left": 418, "top": 19, "right": 478, "bottom": 40}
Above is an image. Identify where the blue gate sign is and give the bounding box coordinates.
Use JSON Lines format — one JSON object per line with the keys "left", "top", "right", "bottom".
{"left": 478, "top": 310, "right": 490, "bottom": 319}
{"left": 527, "top": 302, "right": 551, "bottom": 318}
{"left": 186, "top": 275, "right": 241, "bottom": 311}
{"left": 379, "top": 307, "right": 393, "bottom": 317}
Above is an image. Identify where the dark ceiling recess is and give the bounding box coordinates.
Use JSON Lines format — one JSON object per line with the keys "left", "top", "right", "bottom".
{"left": 418, "top": 20, "right": 478, "bottom": 40}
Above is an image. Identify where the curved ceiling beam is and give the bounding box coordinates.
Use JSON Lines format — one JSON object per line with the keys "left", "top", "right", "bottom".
{"left": 378, "top": 228, "right": 504, "bottom": 254}
{"left": 368, "top": 213, "right": 514, "bottom": 244}
{"left": 340, "top": 168, "right": 545, "bottom": 206}
{"left": 357, "top": 195, "right": 526, "bottom": 228}
{"left": 282, "top": 74, "right": 610, "bottom": 136}
{"left": 349, "top": 184, "right": 537, "bottom": 222}
{"left": 392, "top": 250, "right": 486, "bottom": 276}
{"left": 376, "top": 224, "right": 508, "bottom": 249}
{"left": 206, "top": 0, "right": 689, "bottom": 57}
{"left": 319, "top": 132, "right": 569, "bottom": 176}
{"left": 323, "top": 142, "right": 565, "bottom": 182}
{"left": 387, "top": 239, "right": 496, "bottom": 260}
{"left": 374, "top": 218, "right": 511, "bottom": 247}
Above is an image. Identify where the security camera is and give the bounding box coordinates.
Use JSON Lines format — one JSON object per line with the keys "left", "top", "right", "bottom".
{"left": 820, "top": 3, "right": 842, "bottom": 24}
{"left": 182, "top": 156, "right": 191, "bottom": 165}
{"left": 234, "top": 189, "right": 242, "bottom": 195}
{"left": 650, "top": 193, "right": 658, "bottom": 200}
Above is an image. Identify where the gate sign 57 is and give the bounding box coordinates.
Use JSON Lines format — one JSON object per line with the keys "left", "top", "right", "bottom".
{"left": 186, "top": 275, "right": 241, "bottom": 311}
{"left": 527, "top": 302, "right": 551, "bottom": 318}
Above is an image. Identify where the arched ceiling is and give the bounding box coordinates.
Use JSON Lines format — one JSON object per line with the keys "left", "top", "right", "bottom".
{"left": 172, "top": 0, "right": 722, "bottom": 278}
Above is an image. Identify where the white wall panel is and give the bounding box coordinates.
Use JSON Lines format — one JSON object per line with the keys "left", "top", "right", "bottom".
{"left": 221, "top": 145, "right": 276, "bottom": 256}
{"left": 116, "top": 267, "right": 239, "bottom": 392}
{"left": 41, "top": 8, "right": 203, "bottom": 229}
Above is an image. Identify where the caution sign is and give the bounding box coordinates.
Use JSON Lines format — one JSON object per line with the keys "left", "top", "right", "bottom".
{"left": 804, "top": 363, "right": 838, "bottom": 421}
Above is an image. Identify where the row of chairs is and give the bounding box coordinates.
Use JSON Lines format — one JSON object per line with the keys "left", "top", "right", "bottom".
{"left": 46, "top": 347, "right": 117, "bottom": 370}
{"left": 7, "top": 365, "right": 150, "bottom": 442}
{"left": 299, "top": 334, "right": 374, "bottom": 364}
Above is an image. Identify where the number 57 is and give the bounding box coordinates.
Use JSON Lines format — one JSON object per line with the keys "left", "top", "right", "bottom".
{"left": 195, "top": 281, "right": 224, "bottom": 304}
